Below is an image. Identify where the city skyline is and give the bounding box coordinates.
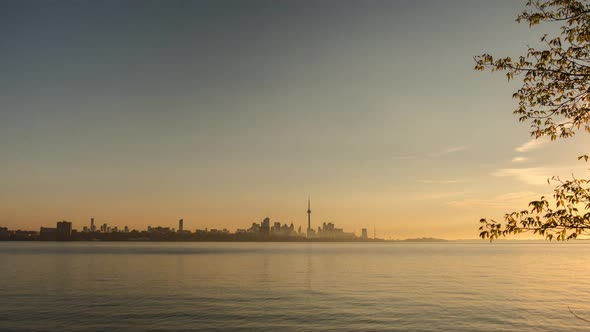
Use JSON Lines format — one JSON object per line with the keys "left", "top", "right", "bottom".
{"left": 4, "top": 1, "right": 590, "bottom": 240}
{"left": 2, "top": 197, "right": 375, "bottom": 240}
{"left": 1, "top": 198, "right": 378, "bottom": 242}
{"left": 5, "top": 2, "right": 590, "bottom": 332}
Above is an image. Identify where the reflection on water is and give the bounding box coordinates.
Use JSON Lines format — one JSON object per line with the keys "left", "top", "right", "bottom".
{"left": 2, "top": 242, "right": 590, "bottom": 331}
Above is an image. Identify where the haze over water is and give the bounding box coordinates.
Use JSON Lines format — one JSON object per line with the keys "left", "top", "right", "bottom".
{"left": 2, "top": 242, "right": 590, "bottom": 332}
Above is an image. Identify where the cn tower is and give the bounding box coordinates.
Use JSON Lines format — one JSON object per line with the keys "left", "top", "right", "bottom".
{"left": 307, "top": 196, "right": 311, "bottom": 237}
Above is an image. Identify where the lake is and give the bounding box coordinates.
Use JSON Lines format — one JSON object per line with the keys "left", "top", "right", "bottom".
{"left": 1, "top": 242, "right": 590, "bottom": 331}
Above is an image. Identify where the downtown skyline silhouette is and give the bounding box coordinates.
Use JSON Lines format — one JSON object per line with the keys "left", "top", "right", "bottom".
{"left": 5, "top": 1, "right": 590, "bottom": 332}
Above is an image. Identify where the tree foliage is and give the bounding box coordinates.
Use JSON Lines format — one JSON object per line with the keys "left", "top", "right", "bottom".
{"left": 475, "top": 0, "right": 590, "bottom": 241}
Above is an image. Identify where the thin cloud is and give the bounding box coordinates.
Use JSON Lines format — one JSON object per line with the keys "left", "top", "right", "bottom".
{"left": 448, "top": 191, "right": 539, "bottom": 208}
{"left": 511, "top": 156, "right": 528, "bottom": 163}
{"left": 515, "top": 138, "right": 548, "bottom": 153}
{"left": 492, "top": 164, "right": 589, "bottom": 186}
{"left": 411, "top": 191, "right": 469, "bottom": 200}
{"left": 417, "top": 179, "right": 467, "bottom": 184}
{"left": 515, "top": 122, "right": 573, "bottom": 153}
{"left": 391, "top": 155, "right": 415, "bottom": 160}
{"left": 392, "top": 145, "right": 469, "bottom": 161}
{"left": 492, "top": 167, "right": 553, "bottom": 186}
{"left": 428, "top": 145, "right": 469, "bottom": 158}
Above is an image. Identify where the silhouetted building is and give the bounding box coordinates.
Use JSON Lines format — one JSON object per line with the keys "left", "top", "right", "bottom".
{"left": 361, "top": 228, "right": 368, "bottom": 240}
{"left": 208, "top": 229, "right": 230, "bottom": 235}
{"left": 178, "top": 219, "right": 183, "bottom": 232}
{"left": 12, "top": 230, "right": 37, "bottom": 240}
{"left": 272, "top": 222, "right": 281, "bottom": 234}
{"left": 90, "top": 217, "right": 95, "bottom": 232}
{"left": 0, "top": 227, "right": 9, "bottom": 240}
{"left": 248, "top": 223, "right": 260, "bottom": 233}
{"left": 40, "top": 227, "right": 57, "bottom": 241}
{"left": 284, "top": 223, "right": 295, "bottom": 236}
{"left": 316, "top": 222, "right": 356, "bottom": 240}
{"left": 147, "top": 226, "right": 172, "bottom": 234}
{"left": 56, "top": 221, "right": 72, "bottom": 241}
{"left": 261, "top": 218, "right": 270, "bottom": 236}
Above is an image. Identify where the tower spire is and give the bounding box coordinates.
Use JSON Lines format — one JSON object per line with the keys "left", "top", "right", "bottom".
{"left": 307, "top": 196, "right": 312, "bottom": 238}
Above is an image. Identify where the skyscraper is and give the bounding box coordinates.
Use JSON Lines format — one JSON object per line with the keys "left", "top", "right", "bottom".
{"left": 56, "top": 221, "right": 72, "bottom": 241}
{"left": 90, "top": 217, "right": 95, "bottom": 232}
{"left": 261, "top": 217, "right": 270, "bottom": 236}
{"left": 179, "top": 219, "right": 184, "bottom": 232}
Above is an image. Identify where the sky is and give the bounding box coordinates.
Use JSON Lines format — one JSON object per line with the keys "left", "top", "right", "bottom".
{"left": 2, "top": 0, "right": 590, "bottom": 239}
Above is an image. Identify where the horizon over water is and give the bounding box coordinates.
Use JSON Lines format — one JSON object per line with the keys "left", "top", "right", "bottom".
{"left": 2, "top": 242, "right": 590, "bottom": 331}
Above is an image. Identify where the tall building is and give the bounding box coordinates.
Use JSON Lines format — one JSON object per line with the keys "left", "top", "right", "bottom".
{"left": 307, "top": 197, "right": 312, "bottom": 238}
{"left": 90, "top": 217, "right": 95, "bottom": 232}
{"left": 179, "top": 219, "right": 184, "bottom": 232}
{"left": 248, "top": 223, "right": 260, "bottom": 233}
{"left": 271, "top": 222, "right": 279, "bottom": 234}
{"left": 56, "top": 221, "right": 72, "bottom": 241}
{"left": 361, "top": 228, "right": 368, "bottom": 241}
{"left": 261, "top": 217, "right": 270, "bottom": 235}
{"left": 0, "top": 227, "right": 9, "bottom": 240}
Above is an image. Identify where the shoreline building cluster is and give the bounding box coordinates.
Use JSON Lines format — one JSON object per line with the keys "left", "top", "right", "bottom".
{"left": 39, "top": 221, "right": 72, "bottom": 241}
{"left": 1, "top": 198, "right": 372, "bottom": 242}
{"left": 242, "top": 217, "right": 300, "bottom": 237}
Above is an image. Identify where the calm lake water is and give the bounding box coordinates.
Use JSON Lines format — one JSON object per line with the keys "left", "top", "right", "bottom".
{"left": 2, "top": 242, "right": 590, "bottom": 331}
